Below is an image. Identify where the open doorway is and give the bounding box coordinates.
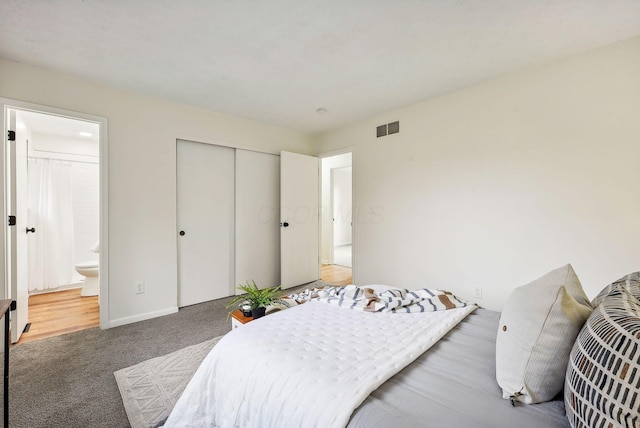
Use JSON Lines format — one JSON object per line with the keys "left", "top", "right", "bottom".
{"left": 320, "top": 152, "right": 352, "bottom": 286}
{"left": 2, "top": 101, "right": 107, "bottom": 344}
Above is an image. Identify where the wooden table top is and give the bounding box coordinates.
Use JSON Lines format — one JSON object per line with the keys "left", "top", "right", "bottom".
{"left": 230, "top": 309, "right": 253, "bottom": 324}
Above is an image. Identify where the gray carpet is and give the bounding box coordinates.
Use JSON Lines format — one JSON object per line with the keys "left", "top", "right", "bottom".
{"left": 115, "top": 336, "right": 221, "bottom": 428}
{"left": 5, "top": 281, "right": 323, "bottom": 428}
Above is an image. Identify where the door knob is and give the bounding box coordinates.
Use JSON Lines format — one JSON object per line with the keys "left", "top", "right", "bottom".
{"left": 179, "top": 230, "right": 185, "bottom": 236}
{"left": 280, "top": 222, "right": 289, "bottom": 228}
{"left": 26, "top": 227, "right": 35, "bottom": 234}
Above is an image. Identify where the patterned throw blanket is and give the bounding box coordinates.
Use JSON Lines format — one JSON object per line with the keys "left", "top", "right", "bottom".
{"left": 289, "top": 285, "right": 470, "bottom": 313}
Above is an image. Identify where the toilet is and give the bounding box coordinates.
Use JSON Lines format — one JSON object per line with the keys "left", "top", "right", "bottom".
{"left": 75, "top": 241, "right": 100, "bottom": 297}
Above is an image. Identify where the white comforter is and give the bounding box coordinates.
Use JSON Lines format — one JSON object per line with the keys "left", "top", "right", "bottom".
{"left": 165, "top": 299, "right": 475, "bottom": 428}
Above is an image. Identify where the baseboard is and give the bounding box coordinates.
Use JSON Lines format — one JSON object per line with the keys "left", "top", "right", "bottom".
{"left": 104, "top": 307, "right": 179, "bottom": 329}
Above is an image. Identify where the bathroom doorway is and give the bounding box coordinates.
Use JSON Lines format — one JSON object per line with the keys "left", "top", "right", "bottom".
{"left": 3, "top": 103, "right": 106, "bottom": 343}
{"left": 320, "top": 152, "right": 353, "bottom": 286}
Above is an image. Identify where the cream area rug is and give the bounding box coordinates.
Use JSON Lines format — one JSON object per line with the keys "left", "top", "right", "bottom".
{"left": 114, "top": 336, "right": 222, "bottom": 428}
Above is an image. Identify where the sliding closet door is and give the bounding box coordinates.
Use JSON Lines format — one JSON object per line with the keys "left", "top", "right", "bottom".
{"left": 235, "top": 150, "right": 280, "bottom": 291}
{"left": 177, "top": 140, "right": 234, "bottom": 307}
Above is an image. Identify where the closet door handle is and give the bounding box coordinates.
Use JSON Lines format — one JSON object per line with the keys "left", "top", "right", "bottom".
{"left": 179, "top": 230, "right": 186, "bottom": 236}
{"left": 26, "top": 227, "right": 36, "bottom": 234}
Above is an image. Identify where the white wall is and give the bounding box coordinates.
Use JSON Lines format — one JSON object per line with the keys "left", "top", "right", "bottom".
{"left": 333, "top": 167, "right": 352, "bottom": 247}
{"left": 320, "top": 153, "right": 352, "bottom": 263}
{"left": 314, "top": 36, "right": 640, "bottom": 310}
{"left": 0, "top": 57, "right": 313, "bottom": 326}
{"left": 31, "top": 133, "right": 99, "bottom": 157}
{"left": 70, "top": 161, "right": 99, "bottom": 276}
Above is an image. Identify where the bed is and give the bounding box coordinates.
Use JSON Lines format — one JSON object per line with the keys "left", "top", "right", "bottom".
{"left": 165, "top": 267, "right": 640, "bottom": 428}
{"left": 348, "top": 308, "right": 568, "bottom": 428}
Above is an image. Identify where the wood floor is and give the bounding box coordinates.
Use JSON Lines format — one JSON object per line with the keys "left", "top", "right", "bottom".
{"left": 17, "top": 288, "right": 99, "bottom": 344}
{"left": 321, "top": 264, "right": 352, "bottom": 286}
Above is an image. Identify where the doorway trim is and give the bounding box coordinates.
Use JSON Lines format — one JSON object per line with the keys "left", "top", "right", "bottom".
{"left": 1, "top": 98, "right": 109, "bottom": 329}
{"left": 319, "top": 148, "right": 354, "bottom": 282}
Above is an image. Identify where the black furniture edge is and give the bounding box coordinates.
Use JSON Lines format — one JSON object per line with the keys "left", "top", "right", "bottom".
{"left": 1, "top": 299, "right": 15, "bottom": 428}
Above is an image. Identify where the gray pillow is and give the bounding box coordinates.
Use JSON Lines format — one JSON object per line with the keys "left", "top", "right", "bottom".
{"left": 496, "top": 264, "right": 592, "bottom": 404}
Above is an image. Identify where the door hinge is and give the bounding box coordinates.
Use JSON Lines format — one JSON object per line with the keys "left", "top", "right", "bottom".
{"left": 7, "top": 130, "right": 15, "bottom": 141}
{"left": 8, "top": 215, "right": 16, "bottom": 226}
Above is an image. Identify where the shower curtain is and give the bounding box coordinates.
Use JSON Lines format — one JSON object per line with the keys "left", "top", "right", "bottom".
{"left": 27, "top": 158, "right": 75, "bottom": 292}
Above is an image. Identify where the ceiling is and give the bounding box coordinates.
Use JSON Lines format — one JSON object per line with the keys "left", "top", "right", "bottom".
{"left": 2, "top": 1, "right": 639, "bottom": 135}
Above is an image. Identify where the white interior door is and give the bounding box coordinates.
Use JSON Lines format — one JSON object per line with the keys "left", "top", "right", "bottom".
{"left": 177, "top": 140, "right": 234, "bottom": 307}
{"left": 235, "top": 150, "right": 280, "bottom": 292}
{"left": 280, "top": 151, "right": 319, "bottom": 289}
{"left": 7, "top": 108, "right": 29, "bottom": 342}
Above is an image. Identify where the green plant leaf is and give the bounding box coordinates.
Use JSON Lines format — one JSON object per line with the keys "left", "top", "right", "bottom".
{"left": 226, "top": 280, "right": 287, "bottom": 311}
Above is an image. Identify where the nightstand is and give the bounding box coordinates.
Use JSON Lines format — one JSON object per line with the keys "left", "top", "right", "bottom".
{"left": 230, "top": 309, "right": 253, "bottom": 329}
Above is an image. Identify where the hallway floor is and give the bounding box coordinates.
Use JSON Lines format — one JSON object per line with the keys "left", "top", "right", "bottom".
{"left": 321, "top": 264, "right": 352, "bottom": 286}
{"left": 17, "top": 288, "right": 99, "bottom": 344}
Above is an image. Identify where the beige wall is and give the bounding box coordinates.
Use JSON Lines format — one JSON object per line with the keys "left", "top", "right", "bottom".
{"left": 3, "top": 34, "right": 639, "bottom": 320}
{"left": 314, "top": 36, "right": 640, "bottom": 310}
{"left": 0, "top": 57, "right": 313, "bottom": 326}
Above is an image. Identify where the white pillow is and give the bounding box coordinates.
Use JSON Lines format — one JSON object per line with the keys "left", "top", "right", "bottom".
{"left": 495, "top": 264, "right": 592, "bottom": 404}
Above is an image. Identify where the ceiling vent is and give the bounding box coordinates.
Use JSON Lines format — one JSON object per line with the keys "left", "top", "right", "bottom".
{"left": 376, "top": 121, "right": 399, "bottom": 138}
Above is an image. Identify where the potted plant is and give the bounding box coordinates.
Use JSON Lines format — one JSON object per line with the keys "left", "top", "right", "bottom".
{"left": 226, "top": 280, "right": 289, "bottom": 319}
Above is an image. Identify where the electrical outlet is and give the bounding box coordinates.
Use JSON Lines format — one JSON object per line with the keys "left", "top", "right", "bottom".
{"left": 473, "top": 285, "right": 483, "bottom": 299}
{"left": 135, "top": 280, "right": 145, "bottom": 294}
